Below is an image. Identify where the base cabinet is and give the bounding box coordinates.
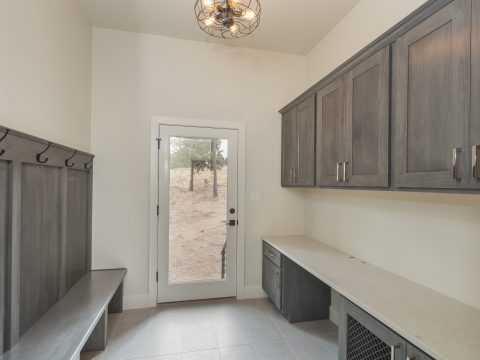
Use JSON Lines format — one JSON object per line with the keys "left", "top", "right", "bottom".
{"left": 339, "top": 297, "right": 406, "bottom": 360}
{"left": 262, "top": 241, "right": 330, "bottom": 323}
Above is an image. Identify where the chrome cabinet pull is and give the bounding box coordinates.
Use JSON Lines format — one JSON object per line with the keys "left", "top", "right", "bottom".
{"left": 472, "top": 145, "right": 480, "bottom": 179}
{"left": 336, "top": 163, "right": 342, "bottom": 183}
{"left": 452, "top": 147, "right": 461, "bottom": 181}
{"left": 343, "top": 162, "right": 349, "bottom": 182}
{"left": 390, "top": 344, "right": 400, "bottom": 360}
{"left": 275, "top": 272, "right": 280, "bottom": 288}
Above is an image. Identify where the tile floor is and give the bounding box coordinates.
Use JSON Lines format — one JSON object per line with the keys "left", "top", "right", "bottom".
{"left": 81, "top": 298, "right": 338, "bottom": 360}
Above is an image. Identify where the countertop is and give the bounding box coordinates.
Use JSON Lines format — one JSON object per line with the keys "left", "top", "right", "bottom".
{"left": 262, "top": 235, "right": 480, "bottom": 360}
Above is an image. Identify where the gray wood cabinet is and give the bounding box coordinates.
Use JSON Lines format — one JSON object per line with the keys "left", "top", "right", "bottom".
{"left": 316, "top": 77, "right": 346, "bottom": 186}
{"left": 345, "top": 46, "right": 390, "bottom": 187}
{"left": 470, "top": 0, "right": 480, "bottom": 189}
{"left": 316, "top": 47, "right": 390, "bottom": 188}
{"left": 339, "top": 296, "right": 406, "bottom": 360}
{"left": 262, "top": 256, "right": 281, "bottom": 311}
{"left": 393, "top": 0, "right": 471, "bottom": 189}
{"left": 281, "top": 96, "right": 315, "bottom": 187}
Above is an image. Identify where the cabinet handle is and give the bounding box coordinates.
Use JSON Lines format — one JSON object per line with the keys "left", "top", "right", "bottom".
{"left": 293, "top": 168, "right": 297, "bottom": 184}
{"left": 275, "top": 272, "right": 280, "bottom": 288}
{"left": 473, "top": 145, "right": 480, "bottom": 179}
{"left": 406, "top": 356, "right": 416, "bottom": 360}
{"left": 343, "top": 162, "right": 349, "bottom": 182}
{"left": 390, "top": 344, "right": 400, "bottom": 360}
{"left": 452, "top": 147, "right": 461, "bottom": 181}
{"left": 336, "top": 163, "right": 342, "bottom": 183}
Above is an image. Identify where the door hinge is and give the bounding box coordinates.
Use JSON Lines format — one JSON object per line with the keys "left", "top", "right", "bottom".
{"left": 156, "top": 137, "right": 161, "bottom": 149}
{"left": 157, "top": 205, "right": 159, "bottom": 216}
{"left": 156, "top": 271, "right": 158, "bottom": 282}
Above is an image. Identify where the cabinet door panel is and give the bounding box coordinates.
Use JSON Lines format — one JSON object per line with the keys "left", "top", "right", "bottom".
{"left": 345, "top": 46, "right": 390, "bottom": 187}
{"left": 471, "top": 0, "right": 480, "bottom": 188}
{"left": 296, "top": 96, "right": 315, "bottom": 186}
{"left": 316, "top": 77, "right": 345, "bottom": 186}
{"left": 394, "top": 0, "right": 470, "bottom": 188}
{"left": 262, "top": 256, "right": 281, "bottom": 310}
{"left": 282, "top": 109, "right": 297, "bottom": 186}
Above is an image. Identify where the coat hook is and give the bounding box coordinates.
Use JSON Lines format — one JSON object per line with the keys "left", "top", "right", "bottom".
{"left": 85, "top": 157, "right": 93, "bottom": 170}
{"left": 36, "top": 142, "right": 52, "bottom": 164}
{"left": 0, "top": 129, "right": 9, "bottom": 157}
{"left": 65, "top": 150, "right": 77, "bottom": 168}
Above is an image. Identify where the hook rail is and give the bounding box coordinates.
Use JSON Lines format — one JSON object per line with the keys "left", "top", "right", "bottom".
{"left": 0, "top": 129, "right": 9, "bottom": 157}
{"left": 36, "top": 142, "right": 52, "bottom": 164}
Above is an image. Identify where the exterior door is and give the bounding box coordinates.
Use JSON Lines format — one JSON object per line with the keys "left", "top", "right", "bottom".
{"left": 316, "top": 77, "right": 346, "bottom": 186}
{"left": 282, "top": 108, "right": 298, "bottom": 186}
{"left": 157, "top": 125, "right": 238, "bottom": 303}
{"left": 393, "top": 0, "right": 471, "bottom": 189}
{"left": 345, "top": 46, "right": 390, "bottom": 187}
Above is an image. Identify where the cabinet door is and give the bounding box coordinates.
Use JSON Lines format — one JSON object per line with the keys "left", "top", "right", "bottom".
{"left": 262, "top": 256, "right": 281, "bottom": 310}
{"left": 406, "top": 343, "right": 435, "bottom": 360}
{"left": 282, "top": 108, "right": 297, "bottom": 186}
{"left": 345, "top": 46, "right": 390, "bottom": 187}
{"left": 470, "top": 0, "right": 480, "bottom": 188}
{"left": 296, "top": 96, "right": 315, "bottom": 186}
{"left": 393, "top": 0, "right": 471, "bottom": 189}
{"left": 339, "top": 297, "right": 406, "bottom": 360}
{"left": 316, "top": 77, "right": 346, "bottom": 186}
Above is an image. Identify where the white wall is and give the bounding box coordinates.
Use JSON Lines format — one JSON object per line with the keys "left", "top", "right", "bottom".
{"left": 0, "top": 0, "right": 92, "bottom": 151}
{"left": 91, "top": 28, "right": 307, "bottom": 305}
{"left": 304, "top": 0, "right": 480, "bottom": 310}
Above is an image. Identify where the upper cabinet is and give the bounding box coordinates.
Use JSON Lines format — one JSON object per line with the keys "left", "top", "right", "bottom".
{"left": 316, "top": 77, "right": 345, "bottom": 186}
{"left": 281, "top": 0, "right": 480, "bottom": 193}
{"left": 393, "top": 0, "right": 471, "bottom": 189}
{"left": 345, "top": 46, "right": 390, "bottom": 187}
{"left": 316, "top": 47, "right": 390, "bottom": 187}
{"left": 471, "top": 0, "right": 480, "bottom": 189}
{"left": 281, "top": 96, "right": 315, "bottom": 187}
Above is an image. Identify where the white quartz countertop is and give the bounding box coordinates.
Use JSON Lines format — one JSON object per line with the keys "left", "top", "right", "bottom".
{"left": 262, "top": 235, "right": 480, "bottom": 360}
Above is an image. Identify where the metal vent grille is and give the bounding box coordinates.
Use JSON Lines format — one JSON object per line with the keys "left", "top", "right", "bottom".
{"left": 346, "top": 315, "right": 391, "bottom": 360}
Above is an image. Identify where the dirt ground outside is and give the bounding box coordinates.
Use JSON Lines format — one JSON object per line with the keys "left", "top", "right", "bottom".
{"left": 168, "top": 167, "right": 227, "bottom": 283}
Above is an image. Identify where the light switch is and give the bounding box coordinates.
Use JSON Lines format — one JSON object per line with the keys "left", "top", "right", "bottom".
{"left": 250, "top": 191, "right": 262, "bottom": 202}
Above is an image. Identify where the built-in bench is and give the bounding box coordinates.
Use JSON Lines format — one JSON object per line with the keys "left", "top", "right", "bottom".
{"left": 0, "top": 269, "right": 126, "bottom": 360}
{"left": 262, "top": 235, "right": 480, "bottom": 360}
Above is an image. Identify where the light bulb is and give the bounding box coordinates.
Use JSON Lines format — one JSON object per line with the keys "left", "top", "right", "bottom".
{"left": 230, "top": 24, "right": 239, "bottom": 33}
{"left": 204, "top": 17, "right": 214, "bottom": 26}
{"left": 203, "top": 0, "right": 214, "bottom": 6}
{"left": 243, "top": 9, "right": 256, "bottom": 20}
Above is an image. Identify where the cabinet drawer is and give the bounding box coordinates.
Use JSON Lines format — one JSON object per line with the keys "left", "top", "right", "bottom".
{"left": 262, "top": 242, "right": 281, "bottom": 268}
{"left": 339, "top": 296, "right": 406, "bottom": 360}
{"left": 262, "top": 256, "right": 281, "bottom": 310}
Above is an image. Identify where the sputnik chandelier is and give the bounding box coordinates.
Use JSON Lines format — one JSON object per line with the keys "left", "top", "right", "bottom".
{"left": 194, "top": 0, "right": 261, "bottom": 39}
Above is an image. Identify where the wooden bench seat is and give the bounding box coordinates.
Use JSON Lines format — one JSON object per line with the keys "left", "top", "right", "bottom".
{"left": 0, "top": 269, "right": 126, "bottom": 360}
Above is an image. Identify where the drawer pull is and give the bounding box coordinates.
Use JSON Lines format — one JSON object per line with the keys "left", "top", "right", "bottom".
{"left": 337, "top": 162, "right": 342, "bottom": 182}
{"left": 452, "top": 147, "right": 461, "bottom": 181}
{"left": 390, "top": 344, "right": 400, "bottom": 360}
{"left": 343, "top": 161, "right": 349, "bottom": 182}
{"left": 473, "top": 145, "right": 480, "bottom": 179}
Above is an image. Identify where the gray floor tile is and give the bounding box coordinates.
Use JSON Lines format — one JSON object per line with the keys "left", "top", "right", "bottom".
{"left": 253, "top": 339, "right": 297, "bottom": 360}
{"left": 182, "top": 349, "right": 221, "bottom": 360}
{"left": 219, "top": 345, "right": 257, "bottom": 360}
{"left": 103, "top": 319, "right": 150, "bottom": 360}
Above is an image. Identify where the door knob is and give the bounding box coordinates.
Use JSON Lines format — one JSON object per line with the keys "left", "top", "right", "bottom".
{"left": 223, "top": 220, "right": 237, "bottom": 226}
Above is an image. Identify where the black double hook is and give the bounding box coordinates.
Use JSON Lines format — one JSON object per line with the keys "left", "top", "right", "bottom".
{"left": 0, "top": 129, "right": 9, "bottom": 157}
{"left": 36, "top": 142, "right": 52, "bottom": 164}
{"left": 65, "top": 150, "right": 77, "bottom": 168}
{"left": 85, "top": 157, "right": 93, "bottom": 170}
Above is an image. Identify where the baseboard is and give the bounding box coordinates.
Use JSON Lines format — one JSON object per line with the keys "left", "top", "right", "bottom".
{"left": 124, "top": 294, "right": 151, "bottom": 310}
{"left": 330, "top": 305, "right": 339, "bottom": 326}
{"left": 238, "top": 285, "right": 267, "bottom": 300}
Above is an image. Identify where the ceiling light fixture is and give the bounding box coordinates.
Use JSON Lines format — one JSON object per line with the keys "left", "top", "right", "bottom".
{"left": 194, "top": 0, "right": 261, "bottom": 39}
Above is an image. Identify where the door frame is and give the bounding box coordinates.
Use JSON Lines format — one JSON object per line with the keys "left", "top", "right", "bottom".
{"left": 148, "top": 116, "right": 246, "bottom": 306}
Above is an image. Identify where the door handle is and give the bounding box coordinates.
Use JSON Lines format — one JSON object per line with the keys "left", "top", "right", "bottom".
{"left": 452, "top": 147, "right": 462, "bottom": 181}
{"left": 472, "top": 145, "right": 480, "bottom": 179}
{"left": 223, "top": 220, "right": 237, "bottom": 226}
{"left": 343, "top": 162, "right": 349, "bottom": 182}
